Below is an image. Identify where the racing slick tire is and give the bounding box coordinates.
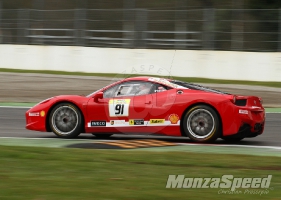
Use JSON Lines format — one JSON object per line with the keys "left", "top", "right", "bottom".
{"left": 93, "top": 134, "right": 113, "bottom": 139}
{"left": 49, "top": 103, "right": 82, "bottom": 138}
{"left": 183, "top": 105, "right": 220, "bottom": 143}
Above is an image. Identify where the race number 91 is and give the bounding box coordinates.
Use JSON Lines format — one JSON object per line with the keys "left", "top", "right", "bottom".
{"left": 109, "top": 99, "right": 130, "bottom": 117}
{"left": 115, "top": 104, "right": 124, "bottom": 115}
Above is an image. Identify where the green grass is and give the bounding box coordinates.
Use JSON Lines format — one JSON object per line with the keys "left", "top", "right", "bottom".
{"left": 0, "top": 145, "right": 280, "bottom": 200}
{"left": 0, "top": 102, "right": 36, "bottom": 107}
{"left": 1, "top": 68, "right": 281, "bottom": 88}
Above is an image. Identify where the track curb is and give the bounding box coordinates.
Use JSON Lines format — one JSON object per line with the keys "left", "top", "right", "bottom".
{"left": 0, "top": 137, "right": 281, "bottom": 157}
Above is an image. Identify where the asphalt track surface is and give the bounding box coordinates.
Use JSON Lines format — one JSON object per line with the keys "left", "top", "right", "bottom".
{"left": 1, "top": 107, "right": 280, "bottom": 147}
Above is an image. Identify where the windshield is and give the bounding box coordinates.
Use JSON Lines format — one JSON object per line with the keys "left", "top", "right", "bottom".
{"left": 170, "top": 80, "right": 230, "bottom": 95}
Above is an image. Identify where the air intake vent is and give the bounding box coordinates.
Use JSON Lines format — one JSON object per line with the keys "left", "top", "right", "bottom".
{"left": 235, "top": 99, "right": 247, "bottom": 106}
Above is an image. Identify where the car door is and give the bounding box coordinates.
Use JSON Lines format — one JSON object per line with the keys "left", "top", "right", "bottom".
{"left": 147, "top": 83, "right": 181, "bottom": 134}
{"left": 86, "top": 81, "right": 153, "bottom": 134}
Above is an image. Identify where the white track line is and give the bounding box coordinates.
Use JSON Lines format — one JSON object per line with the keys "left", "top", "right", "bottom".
{"left": 177, "top": 143, "right": 281, "bottom": 150}
{"left": 0, "top": 136, "right": 94, "bottom": 141}
{"left": 266, "top": 112, "right": 281, "bottom": 113}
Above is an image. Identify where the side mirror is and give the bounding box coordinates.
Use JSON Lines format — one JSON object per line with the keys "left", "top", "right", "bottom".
{"left": 93, "top": 92, "right": 103, "bottom": 102}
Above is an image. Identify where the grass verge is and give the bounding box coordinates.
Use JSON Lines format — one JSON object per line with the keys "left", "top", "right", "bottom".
{"left": 0, "top": 145, "right": 280, "bottom": 200}
{"left": 1, "top": 68, "right": 281, "bottom": 88}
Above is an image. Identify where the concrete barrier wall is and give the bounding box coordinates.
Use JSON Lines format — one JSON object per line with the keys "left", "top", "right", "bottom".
{"left": 0, "top": 44, "right": 280, "bottom": 82}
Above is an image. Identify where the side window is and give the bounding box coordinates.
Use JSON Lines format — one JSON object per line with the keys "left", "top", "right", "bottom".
{"left": 114, "top": 81, "right": 154, "bottom": 97}
{"left": 116, "top": 85, "right": 132, "bottom": 96}
{"left": 104, "top": 82, "right": 171, "bottom": 98}
{"left": 151, "top": 83, "right": 171, "bottom": 94}
{"left": 103, "top": 85, "right": 118, "bottom": 98}
{"left": 132, "top": 82, "right": 153, "bottom": 96}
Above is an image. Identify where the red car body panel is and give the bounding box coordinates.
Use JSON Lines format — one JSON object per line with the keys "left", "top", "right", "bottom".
{"left": 26, "top": 76, "right": 265, "bottom": 138}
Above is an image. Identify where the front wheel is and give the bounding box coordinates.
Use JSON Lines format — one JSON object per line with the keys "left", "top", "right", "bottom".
{"left": 182, "top": 105, "right": 220, "bottom": 142}
{"left": 49, "top": 103, "right": 82, "bottom": 138}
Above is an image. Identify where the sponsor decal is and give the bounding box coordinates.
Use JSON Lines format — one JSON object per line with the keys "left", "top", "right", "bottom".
{"left": 239, "top": 109, "right": 249, "bottom": 114}
{"left": 168, "top": 114, "right": 179, "bottom": 124}
{"left": 29, "top": 112, "right": 39, "bottom": 117}
{"left": 110, "top": 120, "right": 126, "bottom": 125}
{"left": 40, "top": 110, "right": 45, "bottom": 117}
{"left": 150, "top": 119, "right": 165, "bottom": 124}
{"left": 129, "top": 119, "right": 144, "bottom": 125}
{"left": 166, "top": 175, "right": 273, "bottom": 194}
{"left": 90, "top": 121, "right": 106, "bottom": 127}
{"left": 109, "top": 99, "right": 130, "bottom": 117}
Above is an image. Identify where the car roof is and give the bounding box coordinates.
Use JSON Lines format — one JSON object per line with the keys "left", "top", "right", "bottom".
{"left": 122, "top": 76, "right": 180, "bottom": 88}
{"left": 123, "top": 76, "right": 158, "bottom": 81}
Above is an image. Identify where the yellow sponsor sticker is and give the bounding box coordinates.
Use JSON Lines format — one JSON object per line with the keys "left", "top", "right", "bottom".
{"left": 129, "top": 119, "right": 144, "bottom": 125}
{"left": 109, "top": 99, "right": 131, "bottom": 104}
{"left": 149, "top": 119, "right": 165, "bottom": 124}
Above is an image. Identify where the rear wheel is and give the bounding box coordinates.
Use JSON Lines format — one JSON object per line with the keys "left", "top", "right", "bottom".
{"left": 49, "top": 103, "right": 82, "bottom": 138}
{"left": 183, "top": 105, "right": 220, "bottom": 142}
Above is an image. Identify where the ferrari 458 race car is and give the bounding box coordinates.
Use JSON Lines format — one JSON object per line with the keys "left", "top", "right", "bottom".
{"left": 26, "top": 76, "right": 265, "bottom": 142}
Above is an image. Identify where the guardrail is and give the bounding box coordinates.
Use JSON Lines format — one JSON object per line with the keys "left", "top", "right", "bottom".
{"left": 0, "top": 8, "right": 281, "bottom": 51}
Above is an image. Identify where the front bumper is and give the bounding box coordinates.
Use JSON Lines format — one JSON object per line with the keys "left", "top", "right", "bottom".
{"left": 25, "top": 109, "right": 47, "bottom": 132}
{"left": 223, "top": 122, "right": 264, "bottom": 139}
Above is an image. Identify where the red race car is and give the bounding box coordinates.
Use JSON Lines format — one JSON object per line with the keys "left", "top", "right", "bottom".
{"left": 26, "top": 76, "right": 265, "bottom": 142}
